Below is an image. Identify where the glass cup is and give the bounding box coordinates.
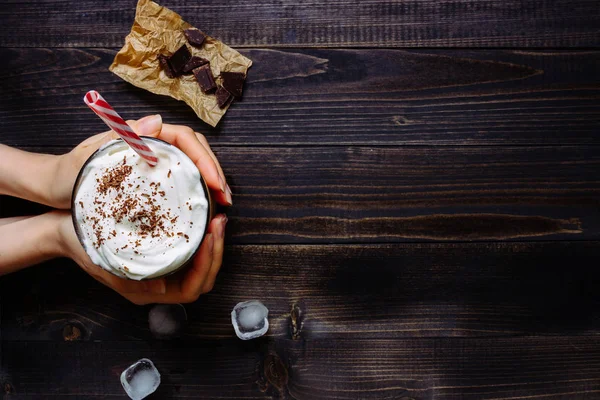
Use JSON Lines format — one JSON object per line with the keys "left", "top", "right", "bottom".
{"left": 71, "top": 137, "right": 214, "bottom": 280}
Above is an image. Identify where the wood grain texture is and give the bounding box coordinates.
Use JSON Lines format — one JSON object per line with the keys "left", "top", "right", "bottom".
{"left": 1, "top": 0, "right": 599, "bottom": 48}
{"left": 2, "top": 0, "right": 600, "bottom": 398}
{"left": 2, "top": 242, "right": 600, "bottom": 341}
{"left": 2, "top": 145, "right": 599, "bottom": 243}
{"left": 2, "top": 337, "right": 600, "bottom": 399}
{"left": 2, "top": 48, "right": 599, "bottom": 146}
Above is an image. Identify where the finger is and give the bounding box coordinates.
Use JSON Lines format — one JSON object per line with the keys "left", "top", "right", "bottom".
{"left": 60, "top": 213, "right": 167, "bottom": 298}
{"left": 73, "top": 115, "right": 156, "bottom": 166}
{"left": 80, "top": 115, "right": 162, "bottom": 156}
{"left": 71, "top": 130, "right": 118, "bottom": 160}
{"left": 125, "top": 233, "right": 215, "bottom": 305}
{"left": 195, "top": 132, "right": 233, "bottom": 206}
{"left": 180, "top": 232, "right": 215, "bottom": 301}
{"left": 158, "top": 124, "right": 229, "bottom": 204}
{"left": 126, "top": 114, "right": 163, "bottom": 138}
{"left": 94, "top": 268, "right": 167, "bottom": 296}
{"left": 203, "top": 214, "right": 227, "bottom": 293}
{"left": 0, "top": 216, "right": 34, "bottom": 227}
{"left": 194, "top": 132, "right": 225, "bottom": 184}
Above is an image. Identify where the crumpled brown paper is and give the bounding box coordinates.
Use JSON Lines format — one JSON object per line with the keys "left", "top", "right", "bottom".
{"left": 109, "top": 0, "right": 252, "bottom": 127}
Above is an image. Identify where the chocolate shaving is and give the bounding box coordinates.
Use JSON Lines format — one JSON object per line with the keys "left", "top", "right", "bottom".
{"left": 97, "top": 165, "right": 132, "bottom": 194}
{"left": 87, "top": 145, "right": 203, "bottom": 252}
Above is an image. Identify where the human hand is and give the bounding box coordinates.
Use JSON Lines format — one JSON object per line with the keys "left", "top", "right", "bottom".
{"left": 51, "top": 115, "right": 232, "bottom": 209}
{"left": 53, "top": 115, "right": 231, "bottom": 304}
{"left": 56, "top": 210, "right": 228, "bottom": 305}
{"left": 0, "top": 115, "right": 231, "bottom": 303}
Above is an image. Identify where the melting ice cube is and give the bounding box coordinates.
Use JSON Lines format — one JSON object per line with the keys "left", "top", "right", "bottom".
{"left": 231, "top": 300, "right": 269, "bottom": 340}
{"left": 120, "top": 358, "right": 160, "bottom": 400}
{"left": 148, "top": 304, "right": 187, "bottom": 339}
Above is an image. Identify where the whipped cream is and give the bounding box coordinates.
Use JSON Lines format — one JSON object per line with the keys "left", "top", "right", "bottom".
{"left": 73, "top": 138, "right": 209, "bottom": 280}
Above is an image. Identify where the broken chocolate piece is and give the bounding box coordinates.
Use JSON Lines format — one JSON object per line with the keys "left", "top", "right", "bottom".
{"left": 168, "top": 45, "right": 192, "bottom": 76}
{"left": 193, "top": 64, "right": 217, "bottom": 93}
{"left": 158, "top": 54, "right": 176, "bottom": 78}
{"left": 216, "top": 86, "right": 234, "bottom": 109}
{"left": 220, "top": 72, "right": 246, "bottom": 98}
{"left": 182, "top": 56, "right": 209, "bottom": 74}
{"left": 184, "top": 28, "right": 207, "bottom": 48}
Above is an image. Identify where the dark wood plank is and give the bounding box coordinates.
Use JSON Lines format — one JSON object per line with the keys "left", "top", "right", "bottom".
{"left": 3, "top": 145, "right": 598, "bottom": 243}
{"left": 2, "top": 337, "right": 600, "bottom": 398}
{"left": 2, "top": 242, "right": 600, "bottom": 341}
{"left": 2, "top": 48, "right": 599, "bottom": 146}
{"left": 1, "top": 0, "right": 599, "bottom": 48}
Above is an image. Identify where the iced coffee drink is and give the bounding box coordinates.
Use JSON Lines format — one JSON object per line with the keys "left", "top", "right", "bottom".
{"left": 71, "top": 137, "right": 211, "bottom": 280}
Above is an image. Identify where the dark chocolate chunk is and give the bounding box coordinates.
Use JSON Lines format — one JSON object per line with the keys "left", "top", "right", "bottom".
{"left": 182, "top": 56, "right": 209, "bottom": 74}
{"left": 193, "top": 64, "right": 217, "bottom": 93}
{"left": 216, "top": 86, "right": 234, "bottom": 109}
{"left": 168, "top": 45, "right": 192, "bottom": 76}
{"left": 184, "top": 28, "right": 207, "bottom": 48}
{"left": 220, "top": 72, "right": 246, "bottom": 98}
{"left": 158, "top": 54, "right": 176, "bottom": 78}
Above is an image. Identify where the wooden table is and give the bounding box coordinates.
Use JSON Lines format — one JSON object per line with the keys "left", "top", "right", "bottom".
{"left": 1, "top": 0, "right": 600, "bottom": 398}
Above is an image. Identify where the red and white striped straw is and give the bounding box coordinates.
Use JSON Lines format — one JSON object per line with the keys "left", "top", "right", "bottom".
{"left": 83, "top": 90, "right": 158, "bottom": 166}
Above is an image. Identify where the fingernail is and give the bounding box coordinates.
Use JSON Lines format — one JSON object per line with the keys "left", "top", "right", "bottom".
{"left": 206, "top": 233, "right": 214, "bottom": 253}
{"left": 218, "top": 175, "right": 226, "bottom": 193}
{"left": 137, "top": 114, "right": 162, "bottom": 136}
{"left": 220, "top": 214, "right": 228, "bottom": 238}
{"left": 225, "top": 184, "right": 233, "bottom": 206}
{"left": 137, "top": 114, "right": 154, "bottom": 123}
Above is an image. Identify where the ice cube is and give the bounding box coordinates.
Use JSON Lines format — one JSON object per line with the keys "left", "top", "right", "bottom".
{"left": 148, "top": 304, "right": 187, "bottom": 339}
{"left": 120, "top": 358, "right": 160, "bottom": 400}
{"left": 231, "top": 300, "right": 269, "bottom": 340}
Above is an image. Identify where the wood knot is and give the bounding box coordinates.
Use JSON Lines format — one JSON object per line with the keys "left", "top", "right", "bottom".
{"left": 4, "top": 382, "right": 14, "bottom": 394}
{"left": 263, "top": 354, "right": 288, "bottom": 391}
{"left": 392, "top": 115, "right": 413, "bottom": 126}
{"left": 290, "top": 303, "right": 304, "bottom": 340}
{"left": 63, "top": 323, "right": 82, "bottom": 341}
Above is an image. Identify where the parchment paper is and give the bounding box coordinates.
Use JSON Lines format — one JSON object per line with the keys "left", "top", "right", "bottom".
{"left": 109, "top": 0, "right": 252, "bottom": 127}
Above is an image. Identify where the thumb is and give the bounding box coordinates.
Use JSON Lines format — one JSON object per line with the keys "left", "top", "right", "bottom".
{"left": 128, "top": 114, "right": 162, "bottom": 138}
